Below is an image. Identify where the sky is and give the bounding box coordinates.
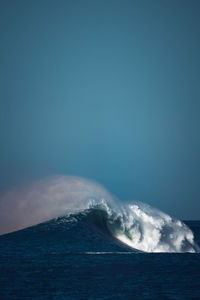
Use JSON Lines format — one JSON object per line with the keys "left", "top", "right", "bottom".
{"left": 0, "top": 0, "right": 200, "bottom": 219}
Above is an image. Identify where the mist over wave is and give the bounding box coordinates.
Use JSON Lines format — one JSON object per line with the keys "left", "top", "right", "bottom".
{"left": 0, "top": 175, "right": 114, "bottom": 235}
{"left": 0, "top": 175, "right": 199, "bottom": 253}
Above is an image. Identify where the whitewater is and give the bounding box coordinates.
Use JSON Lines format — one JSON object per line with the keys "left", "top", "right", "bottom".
{"left": 87, "top": 200, "right": 199, "bottom": 253}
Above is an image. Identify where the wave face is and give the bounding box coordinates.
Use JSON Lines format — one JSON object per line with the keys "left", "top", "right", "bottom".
{"left": 0, "top": 176, "right": 199, "bottom": 253}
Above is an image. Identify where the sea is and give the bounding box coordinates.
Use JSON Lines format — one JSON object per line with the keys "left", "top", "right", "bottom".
{"left": 0, "top": 202, "right": 200, "bottom": 299}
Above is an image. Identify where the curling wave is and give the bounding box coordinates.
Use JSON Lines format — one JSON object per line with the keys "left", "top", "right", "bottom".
{"left": 0, "top": 175, "right": 199, "bottom": 253}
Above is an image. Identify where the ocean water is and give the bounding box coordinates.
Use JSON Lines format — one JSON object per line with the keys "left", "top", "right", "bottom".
{"left": 0, "top": 203, "right": 200, "bottom": 299}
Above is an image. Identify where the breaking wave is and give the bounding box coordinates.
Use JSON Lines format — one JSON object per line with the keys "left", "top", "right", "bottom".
{"left": 0, "top": 175, "right": 199, "bottom": 253}
{"left": 85, "top": 199, "right": 199, "bottom": 253}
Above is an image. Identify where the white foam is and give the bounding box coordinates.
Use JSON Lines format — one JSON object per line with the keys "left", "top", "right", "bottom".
{"left": 105, "top": 202, "right": 199, "bottom": 253}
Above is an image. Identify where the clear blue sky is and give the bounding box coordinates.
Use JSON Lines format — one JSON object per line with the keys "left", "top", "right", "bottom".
{"left": 0, "top": 0, "right": 200, "bottom": 219}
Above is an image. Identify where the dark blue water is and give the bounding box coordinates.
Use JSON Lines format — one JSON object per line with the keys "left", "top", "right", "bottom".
{"left": 0, "top": 210, "right": 200, "bottom": 299}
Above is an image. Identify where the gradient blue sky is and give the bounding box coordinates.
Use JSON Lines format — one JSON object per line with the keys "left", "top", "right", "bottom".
{"left": 0, "top": 0, "right": 200, "bottom": 219}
